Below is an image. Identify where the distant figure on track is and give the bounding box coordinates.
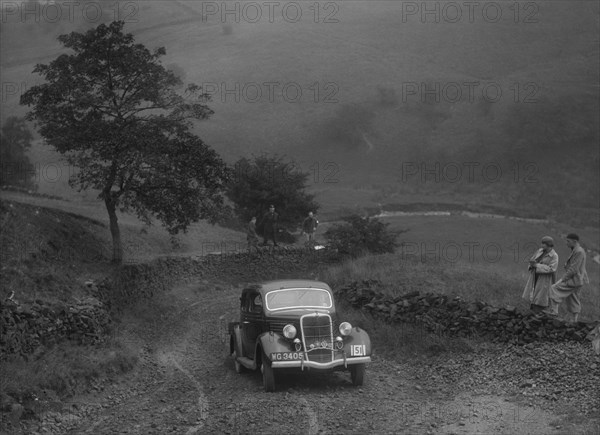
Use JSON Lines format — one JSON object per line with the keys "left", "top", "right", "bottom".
{"left": 544, "top": 233, "right": 589, "bottom": 322}
{"left": 522, "top": 236, "right": 558, "bottom": 313}
{"left": 261, "top": 205, "right": 279, "bottom": 247}
{"left": 247, "top": 216, "right": 259, "bottom": 254}
{"left": 302, "top": 211, "right": 319, "bottom": 246}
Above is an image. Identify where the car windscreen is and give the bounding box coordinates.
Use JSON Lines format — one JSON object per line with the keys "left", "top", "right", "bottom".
{"left": 265, "top": 288, "right": 332, "bottom": 311}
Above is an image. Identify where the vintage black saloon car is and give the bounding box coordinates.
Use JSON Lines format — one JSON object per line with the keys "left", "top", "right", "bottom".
{"left": 228, "top": 280, "right": 372, "bottom": 392}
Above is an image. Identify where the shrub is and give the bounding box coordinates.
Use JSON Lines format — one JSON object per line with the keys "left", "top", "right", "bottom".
{"left": 324, "top": 214, "right": 400, "bottom": 257}
{"left": 226, "top": 154, "right": 319, "bottom": 240}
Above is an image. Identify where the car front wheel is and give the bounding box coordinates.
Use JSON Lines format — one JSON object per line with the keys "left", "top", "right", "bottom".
{"left": 261, "top": 350, "right": 276, "bottom": 392}
{"left": 350, "top": 363, "right": 366, "bottom": 386}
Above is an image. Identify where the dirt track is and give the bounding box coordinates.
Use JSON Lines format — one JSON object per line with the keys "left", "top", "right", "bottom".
{"left": 23, "top": 278, "right": 586, "bottom": 435}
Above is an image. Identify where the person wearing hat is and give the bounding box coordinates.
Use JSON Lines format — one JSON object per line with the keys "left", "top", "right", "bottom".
{"left": 544, "top": 233, "right": 589, "bottom": 322}
{"left": 522, "top": 236, "right": 559, "bottom": 313}
{"left": 260, "top": 205, "right": 279, "bottom": 247}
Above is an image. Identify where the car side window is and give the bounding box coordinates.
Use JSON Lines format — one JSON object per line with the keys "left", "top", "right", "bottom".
{"left": 240, "top": 293, "right": 248, "bottom": 312}
{"left": 251, "top": 294, "right": 263, "bottom": 313}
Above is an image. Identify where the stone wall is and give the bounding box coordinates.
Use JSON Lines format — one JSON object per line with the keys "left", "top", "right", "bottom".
{"left": 0, "top": 296, "right": 110, "bottom": 359}
{"left": 335, "top": 279, "right": 599, "bottom": 344}
{"left": 1, "top": 248, "right": 338, "bottom": 358}
{"left": 95, "top": 248, "right": 338, "bottom": 311}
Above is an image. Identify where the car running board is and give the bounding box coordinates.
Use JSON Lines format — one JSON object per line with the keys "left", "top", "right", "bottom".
{"left": 237, "top": 356, "right": 257, "bottom": 370}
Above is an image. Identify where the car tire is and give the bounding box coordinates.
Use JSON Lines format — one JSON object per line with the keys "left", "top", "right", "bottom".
{"left": 232, "top": 349, "right": 244, "bottom": 374}
{"left": 261, "top": 350, "right": 276, "bottom": 392}
{"left": 350, "top": 364, "right": 366, "bottom": 386}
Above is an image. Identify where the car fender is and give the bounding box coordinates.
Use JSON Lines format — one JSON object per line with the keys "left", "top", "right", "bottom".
{"left": 342, "top": 327, "right": 372, "bottom": 357}
{"left": 256, "top": 331, "right": 292, "bottom": 362}
{"left": 230, "top": 323, "right": 243, "bottom": 356}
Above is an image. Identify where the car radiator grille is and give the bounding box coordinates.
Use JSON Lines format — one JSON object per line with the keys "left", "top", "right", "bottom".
{"left": 300, "top": 313, "right": 334, "bottom": 363}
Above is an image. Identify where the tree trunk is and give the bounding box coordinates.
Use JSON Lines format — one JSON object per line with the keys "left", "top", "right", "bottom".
{"left": 105, "top": 196, "right": 123, "bottom": 263}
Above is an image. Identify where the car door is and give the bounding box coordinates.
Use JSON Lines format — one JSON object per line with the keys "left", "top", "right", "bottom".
{"left": 241, "top": 291, "right": 263, "bottom": 359}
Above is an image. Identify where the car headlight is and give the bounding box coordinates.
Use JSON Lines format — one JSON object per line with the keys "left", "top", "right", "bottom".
{"left": 283, "top": 324, "right": 297, "bottom": 339}
{"left": 339, "top": 322, "right": 352, "bottom": 336}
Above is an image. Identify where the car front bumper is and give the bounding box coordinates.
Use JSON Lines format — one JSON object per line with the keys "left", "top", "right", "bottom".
{"left": 271, "top": 356, "right": 371, "bottom": 369}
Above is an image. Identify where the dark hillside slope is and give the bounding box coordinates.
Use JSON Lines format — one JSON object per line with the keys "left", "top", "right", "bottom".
{"left": 1, "top": 200, "right": 110, "bottom": 304}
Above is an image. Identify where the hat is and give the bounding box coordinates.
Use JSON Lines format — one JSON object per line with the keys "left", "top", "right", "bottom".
{"left": 269, "top": 204, "right": 275, "bottom": 208}
{"left": 541, "top": 236, "right": 554, "bottom": 247}
{"left": 566, "top": 233, "right": 579, "bottom": 241}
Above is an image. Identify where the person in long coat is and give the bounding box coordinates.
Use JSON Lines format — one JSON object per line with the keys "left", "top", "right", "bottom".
{"left": 302, "top": 211, "right": 319, "bottom": 245}
{"left": 260, "top": 205, "right": 279, "bottom": 247}
{"left": 544, "top": 233, "right": 589, "bottom": 322}
{"left": 522, "top": 236, "right": 559, "bottom": 312}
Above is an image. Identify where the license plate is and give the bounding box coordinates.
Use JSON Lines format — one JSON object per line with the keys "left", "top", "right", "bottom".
{"left": 270, "top": 352, "right": 304, "bottom": 361}
{"left": 350, "top": 345, "right": 366, "bottom": 356}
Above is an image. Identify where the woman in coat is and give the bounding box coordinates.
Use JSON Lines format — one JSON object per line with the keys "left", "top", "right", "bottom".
{"left": 522, "top": 236, "right": 559, "bottom": 312}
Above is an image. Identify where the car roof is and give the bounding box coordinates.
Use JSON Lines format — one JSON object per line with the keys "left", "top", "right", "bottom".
{"left": 243, "top": 280, "right": 332, "bottom": 296}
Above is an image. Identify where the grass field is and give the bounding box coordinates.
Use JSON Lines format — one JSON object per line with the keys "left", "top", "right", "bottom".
{"left": 320, "top": 214, "right": 600, "bottom": 322}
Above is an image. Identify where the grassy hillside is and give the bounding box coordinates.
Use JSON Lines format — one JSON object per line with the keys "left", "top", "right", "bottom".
{"left": 0, "top": 196, "right": 243, "bottom": 406}
{"left": 1, "top": 1, "right": 598, "bottom": 226}
{"left": 0, "top": 199, "right": 140, "bottom": 404}
{"left": 321, "top": 213, "right": 600, "bottom": 321}
{"left": 1, "top": 199, "right": 108, "bottom": 303}
{"left": 0, "top": 195, "right": 247, "bottom": 291}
